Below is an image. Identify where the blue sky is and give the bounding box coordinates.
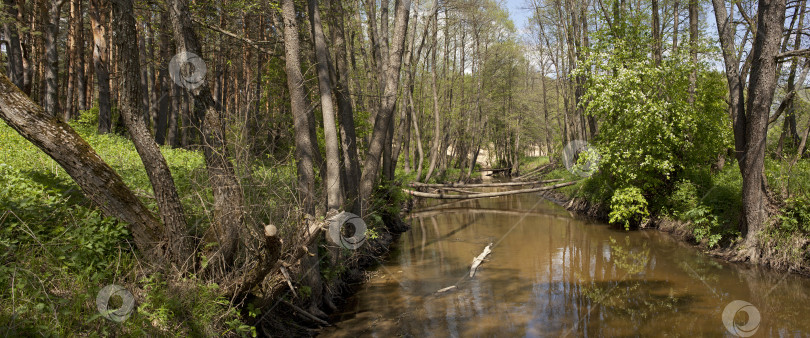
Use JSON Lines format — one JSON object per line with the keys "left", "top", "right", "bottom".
{"left": 504, "top": 0, "right": 533, "bottom": 32}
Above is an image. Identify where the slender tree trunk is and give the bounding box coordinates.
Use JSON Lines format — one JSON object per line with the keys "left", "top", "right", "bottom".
{"left": 359, "top": 0, "right": 411, "bottom": 212}
{"left": 308, "top": 0, "right": 343, "bottom": 211}
{"left": 652, "top": 0, "right": 662, "bottom": 66}
{"left": 3, "top": 0, "right": 23, "bottom": 89}
{"left": 43, "top": 0, "right": 66, "bottom": 116}
{"left": 687, "top": 0, "right": 698, "bottom": 104}
{"left": 425, "top": 7, "right": 441, "bottom": 182}
{"left": 64, "top": 0, "right": 79, "bottom": 120}
{"left": 90, "top": 0, "right": 112, "bottom": 133}
{"left": 672, "top": 1, "right": 680, "bottom": 52}
{"left": 282, "top": 0, "right": 325, "bottom": 318}
{"left": 75, "top": 0, "right": 86, "bottom": 112}
{"left": 331, "top": 0, "right": 361, "bottom": 214}
{"left": 155, "top": 10, "right": 172, "bottom": 145}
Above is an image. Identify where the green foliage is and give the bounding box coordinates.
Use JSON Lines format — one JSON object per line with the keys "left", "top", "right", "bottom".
{"left": 608, "top": 186, "right": 649, "bottom": 230}
{"left": 0, "top": 116, "right": 258, "bottom": 336}
{"left": 778, "top": 197, "right": 810, "bottom": 234}
{"left": 683, "top": 205, "right": 723, "bottom": 248}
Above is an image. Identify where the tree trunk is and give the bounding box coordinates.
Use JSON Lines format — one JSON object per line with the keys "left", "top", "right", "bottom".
{"left": 739, "top": 0, "right": 787, "bottom": 250}
{"left": 3, "top": 0, "right": 24, "bottom": 89}
{"left": 64, "top": 0, "right": 79, "bottom": 120}
{"left": 75, "top": 0, "right": 86, "bottom": 112}
{"left": 359, "top": 0, "right": 411, "bottom": 212}
{"left": 43, "top": 0, "right": 66, "bottom": 116}
{"left": 282, "top": 0, "right": 325, "bottom": 317}
{"left": 652, "top": 0, "right": 662, "bottom": 66}
{"left": 330, "top": 0, "right": 361, "bottom": 214}
{"left": 687, "top": 0, "right": 698, "bottom": 104}
{"left": 111, "top": 0, "right": 193, "bottom": 268}
{"left": 90, "top": 0, "right": 112, "bottom": 134}
{"left": 425, "top": 9, "right": 441, "bottom": 182}
{"left": 308, "top": 0, "right": 343, "bottom": 211}
{"left": 155, "top": 9, "right": 172, "bottom": 145}
{"left": 672, "top": 1, "right": 680, "bottom": 52}
{"left": 167, "top": 0, "right": 245, "bottom": 268}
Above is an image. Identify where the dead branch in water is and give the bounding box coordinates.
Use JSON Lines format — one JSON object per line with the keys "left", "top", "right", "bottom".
{"left": 470, "top": 243, "right": 493, "bottom": 277}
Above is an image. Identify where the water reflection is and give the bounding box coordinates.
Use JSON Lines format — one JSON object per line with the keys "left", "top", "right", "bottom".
{"left": 321, "top": 193, "right": 810, "bottom": 337}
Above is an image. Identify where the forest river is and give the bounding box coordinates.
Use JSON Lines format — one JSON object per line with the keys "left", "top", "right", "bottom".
{"left": 320, "top": 190, "right": 810, "bottom": 336}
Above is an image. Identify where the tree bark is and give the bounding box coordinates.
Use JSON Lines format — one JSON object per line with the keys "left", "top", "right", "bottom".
{"left": 739, "top": 0, "right": 786, "bottom": 249}
{"left": 155, "top": 9, "right": 172, "bottom": 145}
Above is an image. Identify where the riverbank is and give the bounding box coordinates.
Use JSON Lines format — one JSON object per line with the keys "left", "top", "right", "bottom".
{"left": 537, "top": 182, "right": 810, "bottom": 277}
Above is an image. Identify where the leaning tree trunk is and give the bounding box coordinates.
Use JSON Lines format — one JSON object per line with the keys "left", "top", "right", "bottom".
{"left": 167, "top": 0, "right": 245, "bottom": 268}
{"left": 111, "top": 0, "right": 193, "bottom": 269}
{"left": 0, "top": 73, "right": 164, "bottom": 260}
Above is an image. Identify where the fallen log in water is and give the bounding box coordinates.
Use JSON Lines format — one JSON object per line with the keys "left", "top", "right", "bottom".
{"left": 470, "top": 243, "right": 493, "bottom": 277}
{"left": 403, "top": 181, "right": 577, "bottom": 200}
{"left": 433, "top": 187, "right": 480, "bottom": 194}
{"left": 514, "top": 163, "right": 553, "bottom": 179}
{"left": 409, "top": 178, "right": 563, "bottom": 189}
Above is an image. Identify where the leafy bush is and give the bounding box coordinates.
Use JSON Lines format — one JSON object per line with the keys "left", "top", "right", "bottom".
{"left": 609, "top": 186, "right": 649, "bottom": 230}
{"left": 779, "top": 197, "right": 810, "bottom": 234}
{"left": 683, "top": 205, "right": 724, "bottom": 248}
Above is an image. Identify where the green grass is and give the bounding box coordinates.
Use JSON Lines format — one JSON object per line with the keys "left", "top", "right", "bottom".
{"left": 0, "top": 112, "right": 259, "bottom": 336}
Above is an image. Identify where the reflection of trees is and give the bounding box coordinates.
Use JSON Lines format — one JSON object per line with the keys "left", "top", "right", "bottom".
{"left": 608, "top": 236, "right": 650, "bottom": 275}
{"left": 580, "top": 237, "right": 693, "bottom": 335}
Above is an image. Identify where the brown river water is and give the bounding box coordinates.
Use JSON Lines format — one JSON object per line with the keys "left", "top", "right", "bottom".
{"left": 320, "top": 192, "right": 810, "bottom": 337}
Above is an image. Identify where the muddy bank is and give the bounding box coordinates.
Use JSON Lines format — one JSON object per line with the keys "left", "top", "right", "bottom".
{"left": 259, "top": 208, "right": 410, "bottom": 336}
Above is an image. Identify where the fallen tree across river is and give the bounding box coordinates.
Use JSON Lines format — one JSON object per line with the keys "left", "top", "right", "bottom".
{"left": 403, "top": 181, "right": 577, "bottom": 200}
{"left": 409, "top": 178, "right": 563, "bottom": 189}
